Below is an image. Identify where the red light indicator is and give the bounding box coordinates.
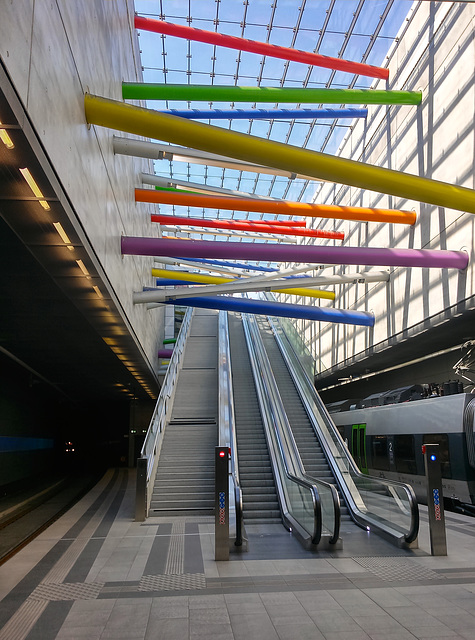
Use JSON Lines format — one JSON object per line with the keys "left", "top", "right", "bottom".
{"left": 219, "top": 450, "right": 226, "bottom": 457}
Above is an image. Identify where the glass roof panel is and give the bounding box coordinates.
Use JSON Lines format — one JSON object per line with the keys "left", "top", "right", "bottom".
{"left": 133, "top": 0, "right": 413, "bottom": 251}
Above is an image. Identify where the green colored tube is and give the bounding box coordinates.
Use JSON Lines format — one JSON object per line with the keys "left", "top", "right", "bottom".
{"left": 155, "top": 186, "right": 205, "bottom": 196}
{"left": 122, "top": 84, "right": 422, "bottom": 106}
{"left": 163, "top": 338, "right": 176, "bottom": 345}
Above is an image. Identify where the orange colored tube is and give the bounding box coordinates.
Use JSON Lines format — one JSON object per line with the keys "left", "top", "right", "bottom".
{"left": 136, "top": 189, "right": 416, "bottom": 225}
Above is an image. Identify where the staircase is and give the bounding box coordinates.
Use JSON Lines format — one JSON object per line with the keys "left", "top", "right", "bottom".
{"left": 150, "top": 418, "right": 217, "bottom": 515}
{"left": 228, "top": 313, "right": 281, "bottom": 524}
{"left": 150, "top": 309, "right": 218, "bottom": 516}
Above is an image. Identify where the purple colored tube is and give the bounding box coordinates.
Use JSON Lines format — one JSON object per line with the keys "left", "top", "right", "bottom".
{"left": 157, "top": 349, "right": 174, "bottom": 358}
{"left": 121, "top": 237, "right": 468, "bottom": 270}
{"left": 162, "top": 296, "right": 374, "bottom": 327}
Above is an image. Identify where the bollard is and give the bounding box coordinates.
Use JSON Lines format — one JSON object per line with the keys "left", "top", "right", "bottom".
{"left": 215, "top": 446, "right": 230, "bottom": 561}
{"left": 422, "top": 444, "right": 447, "bottom": 556}
{"left": 135, "top": 457, "right": 147, "bottom": 522}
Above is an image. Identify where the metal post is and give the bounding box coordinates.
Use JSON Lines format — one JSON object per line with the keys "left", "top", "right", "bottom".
{"left": 422, "top": 444, "right": 447, "bottom": 556}
{"left": 215, "top": 446, "right": 230, "bottom": 561}
{"left": 135, "top": 457, "right": 147, "bottom": 522}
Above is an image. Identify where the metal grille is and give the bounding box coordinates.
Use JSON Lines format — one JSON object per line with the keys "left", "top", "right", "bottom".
{"left": 353, "top": 556, "right": 443, "bottom": 582}
{"left": 139, "top": 573, "right": 206, "bottom": 591}
{"left": 28, "top": 581, "right": 105, "bottom": 601}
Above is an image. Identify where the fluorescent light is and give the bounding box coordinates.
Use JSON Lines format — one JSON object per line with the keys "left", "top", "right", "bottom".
{"left": 19, "top": 167, "right": 50, "bottom": 210}
{"left": 76, "top": 259, "right": 91, "bottom": 278}
{"left": 52, "top": 222, "right": 74, "bottom": 250}
{"left": 92, "top": 285, "right": 103, "bottom": 299}
{"left": 0, "top": 121, "right": 14, "bottom": 149}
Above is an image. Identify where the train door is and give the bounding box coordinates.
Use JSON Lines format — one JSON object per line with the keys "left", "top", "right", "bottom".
{"left": 351, "top": 424, "right": 368, "bottom": 474}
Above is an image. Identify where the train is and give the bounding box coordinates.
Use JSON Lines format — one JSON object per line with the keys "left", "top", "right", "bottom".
{"left": 327, "top": 385, "right": 475, "bottom": 515}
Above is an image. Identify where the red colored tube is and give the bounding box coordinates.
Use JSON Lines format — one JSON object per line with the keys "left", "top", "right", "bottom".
{"left": 239, "top": 219, "right": 307, "bottom": 228}
{"left": 151, "top": 213, "right": 344, "bottom": 240}
{"left": 134, "top": 16, "right": 389, "bottom": 81}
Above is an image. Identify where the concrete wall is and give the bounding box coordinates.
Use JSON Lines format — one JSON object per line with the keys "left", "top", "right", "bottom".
{"left": 0, "top": 0, "right": 163, "bottom": 371}
{"left": 284, "top": 2, "right": 475, "bottom": 376}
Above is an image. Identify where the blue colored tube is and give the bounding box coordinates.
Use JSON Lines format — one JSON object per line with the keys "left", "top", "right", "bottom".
{"left": 173, "top": 256, "right": 277, "bottom": 272}
{"left": 163, "top": 296, "right": 374, "bottom": 327}
{"left": 160, "top": 108, "right": 367, "bottom": 120}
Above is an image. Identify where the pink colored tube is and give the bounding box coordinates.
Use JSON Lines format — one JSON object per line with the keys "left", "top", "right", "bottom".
{"left": 134, "top": 16, "right": 389, "bottom": 80}
{"left": 121, "top": 237, "right": 468, "bottom": 270}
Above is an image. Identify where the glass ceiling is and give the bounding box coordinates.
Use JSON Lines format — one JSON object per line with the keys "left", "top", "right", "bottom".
{"left": 133, "top": 0, "right": 413, "bottom": 258}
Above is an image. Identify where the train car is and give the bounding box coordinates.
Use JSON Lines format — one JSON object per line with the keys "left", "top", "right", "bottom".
{"left": 328, "top": 390, "right": 475, "bottom": 514}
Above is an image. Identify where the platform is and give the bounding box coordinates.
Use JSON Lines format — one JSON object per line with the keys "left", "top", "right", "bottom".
{"left": 1, "top": 468, "right": 475, "bottom": 639}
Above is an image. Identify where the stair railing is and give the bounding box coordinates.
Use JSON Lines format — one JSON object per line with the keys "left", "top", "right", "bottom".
{"left": 218, "top": 311, "right": 244, "bottom": 546}
{"left": 267, "top": 314, "right": 419, "bottom": 546}
{"left": 135, "top": 306, "right": 194, "bottom": 521}
{"left": 243, "top": 313, "right": 340, "bottom": 547}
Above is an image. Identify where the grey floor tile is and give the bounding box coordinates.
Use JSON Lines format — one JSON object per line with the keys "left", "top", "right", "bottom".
{"left": 56, "top": 625, "right": 104, "bottom": 639}
{"left": 149, "top": 603, "right": 189, "bottom": 619}
{"left": 384, "top": 605, "right": 445, "bottom": 626}
{"left": 323, "top": 631, "right": 372, "bottom": 640}
{"left": 229, "top": 612, "right": 279, "bottom": 640}
{"left": 309, "top": 610, "right": 357, "bottom": 632}
{"left": 363, "top": 588, "right": 413, "bottom": 608}
{"left": 367, "top": 632, "right": 419, "bottom": 640}
{"left": 145, "top": 616, "right": 189, "bottom": 640}
{"left": 259, "top": 591, "right": 300, "bottom": 605}
{"left": 189, "top": 620, "right": 234, "bottom": 639}
{"left": 431, "top": 612, "right": 475, "bottom": 631}
{"left": 226, "top": 600, "right": 267, "bottom": 614}
{"left": 189, "top": 607, "right": 230, "bottom": 623}
{"left": 351, "top": 614, "right": 406, "bottom": 633}
{"left": 275, "top": 620, "right": 325, "bottom": 640}
{"left": 401, "top": 627, "right": 459, "bottom": 638}
{"left": 189, "top": 594, "right": 225, "bottom": 609}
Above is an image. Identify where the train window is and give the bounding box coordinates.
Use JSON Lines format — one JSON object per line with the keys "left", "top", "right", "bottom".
{"left": 423, "top": 434, "right": 451, "bottom": 478}
{"left": 371, "top": 436, "right": 390, "bottom": 471}
{"left": 394, "top": 435, "right": 416, "bottom": 474}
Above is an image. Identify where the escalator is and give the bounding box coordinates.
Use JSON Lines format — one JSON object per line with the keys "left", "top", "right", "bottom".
{"left": 256, "top": 316, "right": 352, "bottom": 525}
{"left": 227, "top": 313, "right": 281, "bottom": 524}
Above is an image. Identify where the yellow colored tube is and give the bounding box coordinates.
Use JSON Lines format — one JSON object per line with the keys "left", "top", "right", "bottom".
{"left": 85, "top": 94, "right": 475, "bottom": 214}
{"left": 151, "top": 268, "right": 335, "bottom": 300}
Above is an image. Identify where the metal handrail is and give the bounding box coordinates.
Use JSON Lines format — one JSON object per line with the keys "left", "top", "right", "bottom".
{"left": 243, "top": 313, "right": 341, "bottom": 546}
{"left": 218, "top": 311, "right": 243, "bottom": 546}
{"left": 136, "top": 306, "right": 194, "bottom": 520}
{"left": 267, "top": 313, "right": 419, "bottom": 545}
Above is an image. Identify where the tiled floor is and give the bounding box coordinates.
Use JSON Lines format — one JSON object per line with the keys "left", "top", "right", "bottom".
{"left": 1, "top": 468, "right": 475, "bottom": 639}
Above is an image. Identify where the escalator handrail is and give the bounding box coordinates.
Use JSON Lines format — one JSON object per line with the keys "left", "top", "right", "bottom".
{"left": 267, "top": 314, "right": 419, "bottom": 545}
{"left": 140, "top": 306, "right": 194, "bottom": 482}
{"left": 218, "top": 310, "right": 243, "bottom": 546}
{"left": 244, "top": 313, "right": 341, "bottom": 546}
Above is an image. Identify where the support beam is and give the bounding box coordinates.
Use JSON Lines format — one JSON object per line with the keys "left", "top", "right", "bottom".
{"left": 121, "top": 236, "right": 469, "bottom": 270}
{"left": 83, "top": 96, "right": 475, "bottom": 215}
{"left": 159, "top": 108, "right": 368, "bottom": 120}
{"left": 161, "top": 226, "right": 295, "bottom": 242}
{"left": 123, "top": 85, "right": 421, "bottom": 106}
{"left": 141, "top": 173, "right": 281, "bottom": 201}
{"left": 158, "top": 295, "right": 375, "bottom": 327}
{"left": 153, "top": 256, "right": 268, "bottom": 276}
{"left": 134, "top": 16, "right": 389, "bottom": 80}
{"left": 152, "top": 213, "right": 344, "bottom": 240}
{"left": 140, "top": 190, "right": 415, "bottom": 225}
{"left": 113, "top": 137, "right": 318, "bottom": 182}
{"left": 149, "top": 268, "right": 335, "bottom": 300}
